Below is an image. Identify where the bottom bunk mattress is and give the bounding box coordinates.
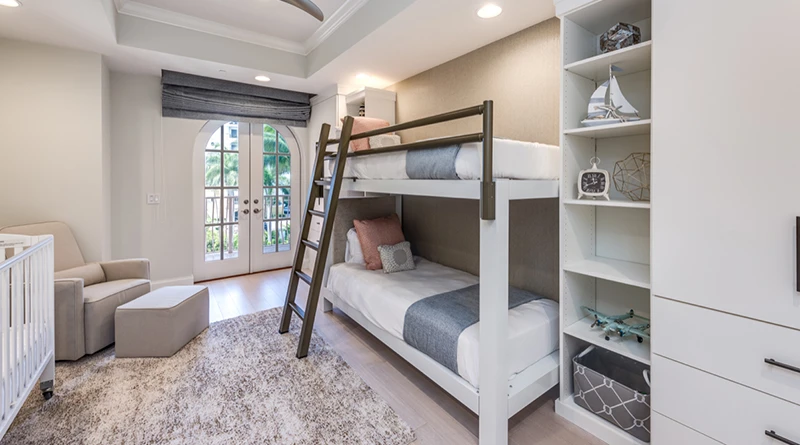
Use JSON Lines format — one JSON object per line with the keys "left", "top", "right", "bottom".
{"left": 326, "top": 138, "right": 561, "bottom": 180}
{"left": 326, "top": 258, "right": 559, "bottom": 388}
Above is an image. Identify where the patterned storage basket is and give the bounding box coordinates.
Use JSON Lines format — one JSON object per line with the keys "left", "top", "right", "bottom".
{"left": 573, "top": 346, "right": 651, "bottom": 442}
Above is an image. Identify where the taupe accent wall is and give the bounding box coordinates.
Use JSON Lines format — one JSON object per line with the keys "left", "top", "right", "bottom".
{"left": 388, "top": 17, "right": 561, "bottom": 299}
{"left": 387, "top": 17, "right": 560, "bottom": 145}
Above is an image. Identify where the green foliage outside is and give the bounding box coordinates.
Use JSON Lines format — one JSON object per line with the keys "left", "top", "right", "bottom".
{"left": 204, "top": 124, "right": 292, "bottom": 257}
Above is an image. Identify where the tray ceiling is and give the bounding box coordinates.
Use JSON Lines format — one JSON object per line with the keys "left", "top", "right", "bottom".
{"left": 118, "top": 0, "right": 349, "bottom": 45}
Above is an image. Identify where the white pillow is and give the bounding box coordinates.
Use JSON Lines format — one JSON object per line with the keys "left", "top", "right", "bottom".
{"left": 344, "top": 228, "right": 366, "bottom": 264}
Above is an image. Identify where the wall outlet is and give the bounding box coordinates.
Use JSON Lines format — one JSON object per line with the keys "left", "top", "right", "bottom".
{"left": 146, "top": 193, "right": 161, "bottom": 205}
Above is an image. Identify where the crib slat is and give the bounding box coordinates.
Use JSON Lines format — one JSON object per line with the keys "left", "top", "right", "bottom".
{"left": 0, "top": 234, "right": 55, "bottom": 438}
{"left": 1, "top": 269, "right": 9, "bottom": 423}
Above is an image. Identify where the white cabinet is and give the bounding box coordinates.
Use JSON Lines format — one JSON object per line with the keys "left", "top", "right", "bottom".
{"left": 652, "top": 355, "right": 800, "bottom": 445}
{"left": 651, "top": 0, "right": 800, "bottom": 330}
{"left": 652, "top": 297, "right": 800, "bottom": 406}
{"left": 651, "top": 413, "right": 721, "bottom": 445}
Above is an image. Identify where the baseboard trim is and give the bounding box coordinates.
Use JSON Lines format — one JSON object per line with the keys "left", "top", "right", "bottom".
{"left": 151, "top": 275, "right": 195, "bottom": 289}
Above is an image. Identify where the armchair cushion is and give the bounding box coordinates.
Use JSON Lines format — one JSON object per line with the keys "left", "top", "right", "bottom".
{"left": 54, "top": 279, "right": 86, "bottom": 361}
{"left": 83, "top": 279, "right": 151, "bottom": 354}
{"left": 100, "top": 259, "right": 150, "bottom": 282}
{"left": 0, "top": 222, "right": 85, "bottom": 271}
{"left": 54, "top": 263, "right": 106, "bottom": 287}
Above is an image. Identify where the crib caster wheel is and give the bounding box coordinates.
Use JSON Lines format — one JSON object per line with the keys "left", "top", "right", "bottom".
{"left": 42, "top": 390, "right": 53, "bottom": 401}
{"left": 604, "top": 335, "right": 610, "bottom": 341}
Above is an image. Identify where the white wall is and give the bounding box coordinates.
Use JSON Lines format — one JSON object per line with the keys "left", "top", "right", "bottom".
{"left": 110, "top": 72, "right": 203, "bottom": 285}
{"left": 110, "top": 72, "right": 309, "bottom": 285}
{"left": 0, "top": 39, "right": 110, "bottom": 263}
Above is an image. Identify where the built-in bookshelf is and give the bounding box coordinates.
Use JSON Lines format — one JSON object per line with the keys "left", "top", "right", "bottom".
{"left": 555, "top": 0, "right": 652, "bottom": 443}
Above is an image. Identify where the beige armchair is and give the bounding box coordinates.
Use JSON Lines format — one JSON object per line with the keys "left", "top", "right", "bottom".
{"left": 0, "top": 222, "right": 151, "bottom": 361}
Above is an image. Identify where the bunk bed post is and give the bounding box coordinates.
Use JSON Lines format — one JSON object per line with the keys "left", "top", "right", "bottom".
{"left": 479, "top": 179, "right": 509, "bottom": 445}
{"left": 480, "top": 100, "right": 495, "bottom": 221}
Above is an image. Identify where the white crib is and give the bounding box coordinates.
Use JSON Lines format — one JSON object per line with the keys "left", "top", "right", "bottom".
{"left": 0, "top": 233, "right": 55, "bottom": 439}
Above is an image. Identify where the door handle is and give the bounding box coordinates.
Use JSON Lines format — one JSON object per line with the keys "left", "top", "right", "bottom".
{"left": 254, "top": 199, "right": 260, "bottom": 204}
{"left": 242, "top": 209, "right": 250, "bottom": 215}
{"left": 243, "top": 199, "right": 249, "bottom": 205}
{"left": 766, "top": 430, "right": 800, "bottom": 445}
{"left": 765, "top": 358, "right": 800, "bottom": 375}
{"left": 253, "top": 208, "right": 261, "bottom": 214}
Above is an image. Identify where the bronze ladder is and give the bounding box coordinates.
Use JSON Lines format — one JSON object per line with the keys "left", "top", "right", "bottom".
{"left": 278, "top": 117, "right": 354, "bottom": 358}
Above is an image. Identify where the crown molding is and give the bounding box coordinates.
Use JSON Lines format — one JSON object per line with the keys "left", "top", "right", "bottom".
{"left": 117, "top": 1, "right": 307, "bottom": 54}
{"left": 115, "top": 0, "right": 369, "bottom": 56}
{"left": 303, "top": 0, "right": 370, "bottom": 53}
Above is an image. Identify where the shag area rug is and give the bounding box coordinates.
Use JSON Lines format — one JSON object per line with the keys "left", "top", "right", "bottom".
{"left": 2, "top": 308, "right": 415, "bottom": 445}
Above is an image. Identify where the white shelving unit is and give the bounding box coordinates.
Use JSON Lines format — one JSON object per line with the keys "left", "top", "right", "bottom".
{"left": 563, "top": 119, "right": 651, "bottom": 139}
{"left": 565, "top": 41, "right": 652, "bottom": 81}
{"left": 564, "top": 256, "right": 650, "bottom": 289}
{"left": 556, "top": 0, "right": 653, "bottom": 443}
{"left": 564, "top": 199, "right": 650, "bottom": 209}
{"left": 563, "top": 316, "right": 651, "bottom": 365}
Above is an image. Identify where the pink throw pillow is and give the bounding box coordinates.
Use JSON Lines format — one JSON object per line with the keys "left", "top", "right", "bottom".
{"left": 342, "top": 117, "right": 390, "bottom": 152}
{"left": 353, "top": 214, "right": 405, "bottom": 270}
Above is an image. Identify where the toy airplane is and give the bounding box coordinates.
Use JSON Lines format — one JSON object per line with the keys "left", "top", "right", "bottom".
{"left": 583, "top": 307, "right": 635, "bottom": 327}
{"left": 602, "top": 321, "right": 651, "bottom": 343}
{"left": 582, "top": 307, "right": 651, "bottom": 343}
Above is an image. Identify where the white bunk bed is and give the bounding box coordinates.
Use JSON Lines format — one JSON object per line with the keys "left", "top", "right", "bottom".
{"left": 315, "top": 101, "right": 561, "bottom": 445}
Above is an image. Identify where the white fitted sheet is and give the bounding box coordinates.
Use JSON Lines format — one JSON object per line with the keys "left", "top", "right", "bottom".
{"left": 326, "top": 138, "right": 561, "bottom": 180}
{"left": 326, "top": 258, "right": 560, "bottom": 388}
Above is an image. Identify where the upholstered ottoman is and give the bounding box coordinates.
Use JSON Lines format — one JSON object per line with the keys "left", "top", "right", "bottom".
{"left": 115, "top": 285, "right": 209, "bottom": 358}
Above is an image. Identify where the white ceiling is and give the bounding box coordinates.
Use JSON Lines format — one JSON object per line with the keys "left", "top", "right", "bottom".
{"left": 123, "top": 0, "right": 347, "bottom": 43}
{"left": 0, "top": 0, "right": 556, "bottom": 94}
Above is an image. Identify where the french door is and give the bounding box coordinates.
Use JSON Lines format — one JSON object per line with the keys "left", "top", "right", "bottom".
{"left": 193, "top": 121, "right": 301, "bottom": 282}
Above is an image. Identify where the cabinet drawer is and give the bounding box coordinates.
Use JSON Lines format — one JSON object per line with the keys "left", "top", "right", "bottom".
{"left": 653, "top": 297, "right": 800, "bottom": 405}
{"left": 653, "top": 355, "right": 800, "bottom": 445}
{"left": 652, "top": 412, "right": 721, "bottom": 445}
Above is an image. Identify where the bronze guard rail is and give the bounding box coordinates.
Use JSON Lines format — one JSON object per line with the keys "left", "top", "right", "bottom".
{"left": 322, "top": 100, "right": 495, "bottom": 220}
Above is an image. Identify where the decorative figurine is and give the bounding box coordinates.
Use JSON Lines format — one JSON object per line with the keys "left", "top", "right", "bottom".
{"left": 600, "top": 22, "right": 641, "bottom": 54}
{"left": 583, "top": 307, "right": 651, "bottom": 343}
{"left": 613, "top": 152, "right": 651, "bottom": 201}
{"left": 581, "top": 65, "right": 641, "bottom": 127}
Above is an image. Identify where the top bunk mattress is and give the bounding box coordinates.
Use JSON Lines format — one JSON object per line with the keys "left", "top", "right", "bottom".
{"left": 326, "top": 258, "right": 560, "bottom": 388}
{"left": 326, "top": 138, "right": 560, "bottom": 181}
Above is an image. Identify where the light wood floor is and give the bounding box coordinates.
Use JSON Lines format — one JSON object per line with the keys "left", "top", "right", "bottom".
{"left": 203, "top": 270, "right": 605, "bottom": 445}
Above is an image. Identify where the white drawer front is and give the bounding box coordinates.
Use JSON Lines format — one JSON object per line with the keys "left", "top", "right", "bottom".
{"left": 652, "top": 297, "right": 800, "bottom": 406}
{"left": 652, "top": 412, "right": 721, "bottom": 445}
{"left": 653, "top": 355, "right": 800, "bottom": 445}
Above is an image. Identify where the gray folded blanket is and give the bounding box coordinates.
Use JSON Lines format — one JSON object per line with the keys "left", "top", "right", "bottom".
{"left": 405, "top": 144, "right": 461, "bottom": 179}
{"left": 402, "top": 284, "right": 544, "bottom": 374}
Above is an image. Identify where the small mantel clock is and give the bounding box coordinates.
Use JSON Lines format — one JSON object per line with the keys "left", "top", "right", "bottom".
{"left": 578, "top": 157, "right": 611, "bottom": 200}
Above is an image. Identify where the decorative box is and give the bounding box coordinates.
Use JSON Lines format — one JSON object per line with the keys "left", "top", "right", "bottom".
{"left": 600, "top": 23, "right": 641, "bottom": 53}
{"left": 573, "top": 346, "right": 651, "bottom": 442}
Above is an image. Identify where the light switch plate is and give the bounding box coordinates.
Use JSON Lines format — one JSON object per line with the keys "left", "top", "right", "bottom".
{"left": 146, "top": 193, "right": 161, "bottom": 205}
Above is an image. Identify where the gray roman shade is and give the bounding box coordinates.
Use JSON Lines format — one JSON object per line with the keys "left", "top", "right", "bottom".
{"left": 161, "top": 70, "right": 312, "bottom": 127}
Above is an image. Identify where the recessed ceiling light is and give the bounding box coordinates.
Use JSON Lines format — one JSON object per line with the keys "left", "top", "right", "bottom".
{"left": 255, "top": 75, "right": 271, "bottom": 82}
{"left": 356, "top": 73, "right": 370, "bottom": 81}
{"left": 0, "top": 0, "right": 22, "bottom": 7}
{"left": 477, "top": 3, "right": 502, "bottom": 19}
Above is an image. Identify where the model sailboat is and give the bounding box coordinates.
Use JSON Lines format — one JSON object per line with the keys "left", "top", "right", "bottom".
{"left": 581, "top": 65, "right": 641, "bottom": 127}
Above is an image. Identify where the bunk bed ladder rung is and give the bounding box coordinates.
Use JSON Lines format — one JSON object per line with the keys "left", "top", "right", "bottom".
{"left": 301, "top": 240, "right": 319, "bottom": 251}
{"left": 278, "top": 117, "right": 355, "bottom": 359}
{"left": 288, "top": 302, "right": 305, "bottom": 320}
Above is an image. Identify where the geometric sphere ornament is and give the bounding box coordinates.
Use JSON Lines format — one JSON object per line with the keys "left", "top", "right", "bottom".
{"left": 613, "top": 152, "right": 650, "bottom": 201}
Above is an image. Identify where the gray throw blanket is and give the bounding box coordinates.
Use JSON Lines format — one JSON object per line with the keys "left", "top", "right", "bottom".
{"left": 402, "top": 284, "right": 544, "bottom": 374}
{"left": 406, "top": 144, "right": 460, "bottom": 179}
